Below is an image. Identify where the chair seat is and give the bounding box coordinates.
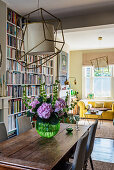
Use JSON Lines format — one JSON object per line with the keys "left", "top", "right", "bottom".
{"left": 60, "top": 162, "right": 72, "bottom": 170}
{"left": 0, "top": 122, "right": 8, "bottom": 142}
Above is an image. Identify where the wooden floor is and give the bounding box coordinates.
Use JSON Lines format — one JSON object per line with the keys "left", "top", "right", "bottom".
{"left": 92, "top": 138, "right": 114, "bottom": 163}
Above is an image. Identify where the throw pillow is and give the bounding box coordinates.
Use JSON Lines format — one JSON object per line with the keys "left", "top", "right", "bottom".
{"left": 95, "top": 103, "right": 104, "bottom": 108}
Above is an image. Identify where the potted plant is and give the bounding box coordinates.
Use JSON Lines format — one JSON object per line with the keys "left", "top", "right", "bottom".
{"left": 22, "top": 80, "right": 76, "bottom": 138}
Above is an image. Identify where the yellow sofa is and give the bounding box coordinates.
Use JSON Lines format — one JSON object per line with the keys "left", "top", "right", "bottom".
{"left": 78, "top": 101, "right": 114, "bottom": 120}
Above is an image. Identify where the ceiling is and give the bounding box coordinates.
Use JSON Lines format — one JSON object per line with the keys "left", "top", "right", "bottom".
{"left": 58, "top": 25, "right": 114, "bottom": 50}
{"left": 3, "top": 0, "right": 114, "bottom": 51}
{"left": 2, "top": 0, "right": 114, "bottom": 18}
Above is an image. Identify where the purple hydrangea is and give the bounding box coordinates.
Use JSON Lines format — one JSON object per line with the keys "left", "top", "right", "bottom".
{"left": 29, "top": 100, "right": 40, "bottom": 112}
{"left": 37, "top": 103, "right": 53, "bottom": 119}
{"left": 55, "top": 98, "right": 66, "bottom": 112}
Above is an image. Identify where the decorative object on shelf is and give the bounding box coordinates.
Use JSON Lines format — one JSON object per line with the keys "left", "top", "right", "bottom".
{"left": 57, "top": 75, "right": 76, "bottom": 86}
{"left": 22, "top": 80, "right": 76, "bottom": 138}
{"left": 0, "top": 43, "right": 2, "bottom": 67}
{"left": 56, "top": 75, "right": 68, "bottom": 85}
{"left": 74, "top": 115, "right": 80, "bottom": 131}
{"left": 90, "top": 56, "right": 108, "bottom": 69}
{"left": 16, "top": 4, "right": 65, "bottom": 69}
{"left": 87, "top": 93, "right": 94, "bottom": 99}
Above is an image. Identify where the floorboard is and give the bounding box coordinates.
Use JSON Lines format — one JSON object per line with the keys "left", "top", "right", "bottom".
{"left": 92, "top": 138, "right": 114, "bottom": 163}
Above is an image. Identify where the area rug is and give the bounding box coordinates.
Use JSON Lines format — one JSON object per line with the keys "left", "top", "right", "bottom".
{"left": 87, "top": 160, "right": 114, "bottom": 170}
{"left": 79, "top": 119, "right": 114, "bottom": 139}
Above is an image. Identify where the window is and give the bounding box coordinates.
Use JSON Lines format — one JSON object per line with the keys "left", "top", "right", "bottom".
{"left": 83, "top": 66, "right": 114, "bottom": 99}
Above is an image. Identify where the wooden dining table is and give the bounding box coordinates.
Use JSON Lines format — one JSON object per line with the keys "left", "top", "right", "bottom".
{"left": 0, "top": 123, "right": 90, "bottom": 170}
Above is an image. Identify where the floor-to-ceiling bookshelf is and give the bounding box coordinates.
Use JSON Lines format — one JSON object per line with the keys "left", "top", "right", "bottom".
{"left": 6, "top": 8, "right": 54, "bottom": 135}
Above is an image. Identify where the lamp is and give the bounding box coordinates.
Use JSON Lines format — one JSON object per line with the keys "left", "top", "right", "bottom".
{"left": 57, "top": 76, "right": 76, "bottom": 85}
{"left": 16, "top": 7, "right": 65, "bottom": 69}
{"left": 68, "top": 77, "right": 77, "bottom": 85}
{"left": 90, "top": 56, "right": 108, "bottom": 69}
{"left": 56, "top": 75, "right": 68, "bottom": 85}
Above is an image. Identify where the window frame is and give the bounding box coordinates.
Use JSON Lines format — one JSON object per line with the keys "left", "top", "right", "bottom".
{"left": 82, "top": 65, "right": 114, "bottom": 100}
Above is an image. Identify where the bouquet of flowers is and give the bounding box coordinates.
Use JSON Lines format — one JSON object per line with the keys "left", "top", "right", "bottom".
{"left": 22, "top": 80, "right": 76, "bottom": 125}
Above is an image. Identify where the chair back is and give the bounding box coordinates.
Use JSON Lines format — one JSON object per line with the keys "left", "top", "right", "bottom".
{"left": 17, "top": 116, "right": 32, "bottom": 135}
{"left": 0, "top": 122, "right": 8, "bottom": 142}
{"left": 85, "top": 120, "right": 98, "bottom": 160}
{"left": 72, "top": 130, "right": 89, "bottom": 170}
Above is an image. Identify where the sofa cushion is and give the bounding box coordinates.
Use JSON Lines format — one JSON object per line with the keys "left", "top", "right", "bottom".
{"left": 95, "top": 103, "right": 104, "bottom": 108}
{"left": 104, "top": 102, "right": 112, "bottom": 109}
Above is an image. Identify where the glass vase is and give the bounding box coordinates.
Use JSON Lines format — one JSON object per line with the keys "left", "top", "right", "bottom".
{"left": 35, "top": 121, "right": 60, "bottom": 138}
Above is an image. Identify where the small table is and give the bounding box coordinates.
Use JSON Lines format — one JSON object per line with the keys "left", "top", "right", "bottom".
{"left": 85, "top": 110, "right": 103, "bottom": 128}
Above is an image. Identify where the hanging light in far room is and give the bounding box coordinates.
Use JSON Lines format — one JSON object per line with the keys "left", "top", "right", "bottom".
{"left": 90, "top": 56, "right": 108, "bottom": 69}
{"left": 90, "top": 36, "right": 108, "bottom": 69}
{"left": 15, "top": 1, "right": 65, "bottom": 69}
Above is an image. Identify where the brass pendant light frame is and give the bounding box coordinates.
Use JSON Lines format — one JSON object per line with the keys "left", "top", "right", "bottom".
{"left": 90, "top": 56, "right": 108, "bottom": 69}
{"left": 15, "top": 8, "right": 65, "bottom": 69}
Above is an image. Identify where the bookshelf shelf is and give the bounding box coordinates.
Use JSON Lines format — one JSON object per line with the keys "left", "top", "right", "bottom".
{"left": 7, "top": 45, "right": 25, "bottom": 52}
{"left": 5, "top": 7, "right": 54, "bottom": 135}
{"left": 7, "top": 33, "right": 23, "bottom": 41}
{"left": 7, "top": 20, "right": 20, "bottom": 29}
{"left": 8, "top": 128, "right": 17, "bottom": 133}
{"left": 7, "top": 84, "right": 41, "bottom": 86}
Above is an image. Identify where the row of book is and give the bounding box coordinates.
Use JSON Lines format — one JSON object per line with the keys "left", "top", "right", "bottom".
{"left": 8, "top": 96, "right": 40, "bottom": 132}
{"left": 7, "top": 85, "right": 41, "bottom": 98}
{"left": 42, "top": 67, "right": 53, "bottom": 75}
{"left": 7, "top": 8, "right": 22, "bottom": 27}
{"left": 7, "top": 85, "right": 25, "bottom": 98}
{"left": 7, "top": 59, "right": 25, "bottom": 72}
{"left": 7, "top": 22, "right": 16, "bottom": 36}
{"left": 8, "top": 99, "right": 25, "bottom": 114}
{"left": 7, "top": 34, "right": 24, "bottom": 50}
{"left": 26, "top": 85, "right": 52, "bottom": 97}
{"left": 42, "top": 75, "right": 53, "bottom": 84}
{"left": 43, "top": 58, "right": 53, "bottom": 67}
{"left": 26, "top": 55, "right": 42, "bottom": 65}
{"left": 26, "top": 55, "right": 53, "bottom": 68}
{"left": 26, "top": 86, "right": 40, "bottom": 97}
{"left": 6, "top": 71, "right": 43, "bottom": 85}
{"left": 27, "top": 66, "right": 42, "bottom": 74}
{"left": 7, "top": 47, "right": 25, "bottom": 61}
{"left": 7, "top": 23, "right": 22, "bottom": 39}
{"left": 7, "top": 71, "right": 24, "bottom": 84}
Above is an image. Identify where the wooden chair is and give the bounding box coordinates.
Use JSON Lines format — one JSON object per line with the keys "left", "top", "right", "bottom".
{"left": 17, "top": 116, "right": 32, "bottom": 135}
{"left": 0, "top": 122, "right": 8, "bottom": 142}
{"left": 63, "top": 130, "right": 89, "bottom": 170}
{"left": 84, "top": 120, "right": 98, "bottom": 170}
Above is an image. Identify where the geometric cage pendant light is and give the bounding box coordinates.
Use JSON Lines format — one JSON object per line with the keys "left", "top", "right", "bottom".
{"left": 90, "top": 56, "right": 108, "bottom": 69}
{"left": 16, "top": 8, "right": 65, "bottom": 69}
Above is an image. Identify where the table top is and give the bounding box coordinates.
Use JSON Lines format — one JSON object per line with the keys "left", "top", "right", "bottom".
{"left": 85, "top": 110, "right": 103, "bottom": 116}
{"left": 0, "top": 123, "right": 90, "bottom": 170}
